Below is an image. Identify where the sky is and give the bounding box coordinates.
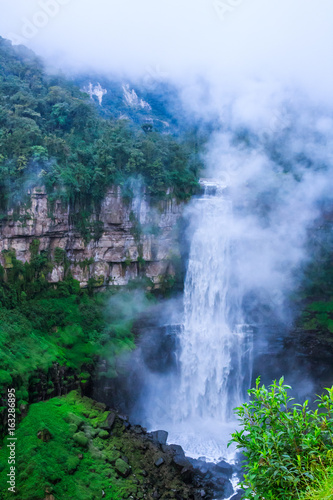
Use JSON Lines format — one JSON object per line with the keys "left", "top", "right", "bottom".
{"left": 0, "top": 0, "right": 333, "bottom": 99}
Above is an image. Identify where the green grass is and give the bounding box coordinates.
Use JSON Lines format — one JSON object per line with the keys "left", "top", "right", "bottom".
{"left": 0, "top": 392, "right": 142, "bottom": 499}
{"left": 0, "top": 286, "right": 153, "bottom": 415}
{"left": 301, "top": 467, "right": 333, "bottom": 499}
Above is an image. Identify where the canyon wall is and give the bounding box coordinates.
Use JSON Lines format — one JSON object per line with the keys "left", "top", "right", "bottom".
{"left": 0, "top": 187, "right": 184, "bottom": 287}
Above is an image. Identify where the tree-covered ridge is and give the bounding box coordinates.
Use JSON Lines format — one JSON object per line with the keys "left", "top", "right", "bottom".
{"left": 0, "top": 37, "right": 201, "bottom": 220}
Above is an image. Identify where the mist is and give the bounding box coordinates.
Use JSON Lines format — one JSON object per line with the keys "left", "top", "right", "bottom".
{"left": 1, "top": 0, "right": 332, "bottom": 99}
{"left": 1, "top": 0, "right": 333, "bottom": 469}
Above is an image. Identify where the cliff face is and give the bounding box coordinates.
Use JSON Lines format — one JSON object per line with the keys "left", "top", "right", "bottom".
{"left": 0, "top": 187, "right": 184, "bottom": 287}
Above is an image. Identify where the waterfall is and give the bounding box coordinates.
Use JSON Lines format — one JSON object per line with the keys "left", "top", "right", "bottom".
{"left": 137, "top": 178, "right": 253, "bottom": 461}
{"left": 168, "top": 179, "right": 253, "bottom": 459}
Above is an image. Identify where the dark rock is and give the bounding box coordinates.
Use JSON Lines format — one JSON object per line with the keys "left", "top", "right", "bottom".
{"left": 149, "top": 430, "right": 168, "bottom": 446}
{"left": 168, "top": 444, "right": 185, "bottom": 456}
{"left": 154, "top": 457, "right": 164, "bottom": 467}
{"left": 214, "top": 460, "right": 233, "bottom": 478}
{"left": 189, "top": 458, "right": 214, "bottom": 476}
{"left": 141, "top": 470, "right": 148, "bottom": 477}
{"left": 132, "top": 425, "right": 143, "bottom": 434}
{"left": 37, "top": 429, "right": 52, "bottom": 442}
{"left": 173, "top": 454, "right": 192, "bottom": 469}
{"left": 19, "top": 403, "right": 28, "bottom": 418}
{"left": 213, "top": 477, "right": 234, "bottom": 498}
{"left": 180, "top": 466, "right": 193, "bottom": 482}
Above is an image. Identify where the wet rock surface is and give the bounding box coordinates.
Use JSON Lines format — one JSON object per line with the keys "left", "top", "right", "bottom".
{"left": 96, "top": 406, "right": 240, "bottom": 499}
{"left": 0, "top": 186, "right": 183, "bottom": 288}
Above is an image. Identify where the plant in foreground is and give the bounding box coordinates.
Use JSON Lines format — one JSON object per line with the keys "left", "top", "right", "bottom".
{"left": 229, "top": 377, "right": 333, "bottom": 499}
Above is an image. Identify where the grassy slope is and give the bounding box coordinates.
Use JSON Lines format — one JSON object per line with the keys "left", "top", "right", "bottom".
{"left": 0, "top": 391, "right": 195, "bottom": 500}
{"left": 0, "top": 392, "right": 139, "bottom": 499}
{"left": 0, "top": 283, "right": 154, "bottom": 426}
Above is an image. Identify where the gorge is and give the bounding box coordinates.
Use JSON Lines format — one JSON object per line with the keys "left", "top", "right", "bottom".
{"left": 0, "top": 32, "right": 333, "bottom": 500}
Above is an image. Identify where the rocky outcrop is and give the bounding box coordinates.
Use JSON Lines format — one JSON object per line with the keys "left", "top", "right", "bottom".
{"left": 0, "top": 186, "right": 184, "bottom": 287}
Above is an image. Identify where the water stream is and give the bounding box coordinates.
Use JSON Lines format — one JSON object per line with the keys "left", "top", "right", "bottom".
{"left": 163, "top": 179, "right": 253, "bottom": 460}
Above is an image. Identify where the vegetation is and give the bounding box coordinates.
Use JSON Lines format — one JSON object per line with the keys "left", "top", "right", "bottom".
{"left": 0, "top": 391, "right": 197, "bottom": 499}
{"left": 0, "top": 241, "right": 155, "bottom": 434}
{"left": 230, "top": 378, "right": 333, "bottom": 500}
{"left": 0, "top": 36, "right": 202, "bottom": 237}
{"left": 0, "top": 391, "right": 154, "bottom": 499}
{"left": 295, "top": 219, "right": 333, "bottom": 336}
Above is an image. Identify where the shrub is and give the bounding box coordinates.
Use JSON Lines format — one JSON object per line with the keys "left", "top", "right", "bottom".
{"left": 230, "top": 377, "right": 333, "bottom": 500}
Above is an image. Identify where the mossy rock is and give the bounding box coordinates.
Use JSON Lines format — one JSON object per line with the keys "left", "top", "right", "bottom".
{"left": 104, "top": 449, "right": 121, "bottom": 464}
{"left": 64, "top": 412, "right": 84, "bottom": 428}
{"left": 98, "top": 430, "right": 109, "bottom": 440}
{"left": 37, "top": 429, "right": 52, "bottom": 442}
{"left": 72, "top": 431, "right": 89, "bottom": 447}
{"left": 94, "top": 402, "right": 106, "bottom": 412}
{"left": 88, "top": 410, "right": 99, "bottom": 419}
{"left": 82, "top": 425, "right": 94, "bottom": 439}
{"left": 115, "top": 458, "right": 131, "bottom": 478}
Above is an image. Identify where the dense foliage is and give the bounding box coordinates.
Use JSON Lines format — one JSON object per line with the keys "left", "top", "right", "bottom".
{"left": 296, "top": 219, "right": 333, "bottom": 336}
{"left": 0, "top": 37, "right": 201, "bottom": 227}
{"left": 230, "top": 378, "right": 333, "bottom": 500}
{"left": 0, "top": 391, "right": 177, "bottom": 500}
{"left": 0, "top": 243, "right": 153, "bottom": 426}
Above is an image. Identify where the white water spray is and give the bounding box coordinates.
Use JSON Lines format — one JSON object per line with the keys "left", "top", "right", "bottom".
{"left": 167, "top": 179, "right": 253, "bottom": 459}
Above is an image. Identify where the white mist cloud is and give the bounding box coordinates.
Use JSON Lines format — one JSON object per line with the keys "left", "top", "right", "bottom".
{"left": 192, "top": 89, "right": 333, "bottom": 323}
{"left": 1, "top": 0, "right": 333, "bottom": 99}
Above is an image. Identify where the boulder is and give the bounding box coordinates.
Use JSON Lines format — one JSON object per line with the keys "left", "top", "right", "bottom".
{"left": 64, "top": 412, "right": 84, "bottom": 429}
{"left": 104, "top": 449, "right": 121, "bottom": 464}
{"left": 115, "top": 458, "right": 131, "bottom": 477}
{"left": 37, "top": 429, "right": 52, "bottom": 442}
{"left": 213, "top": 477, "right": 234, "bottom": 498}
{"left": 173, "top": 454, "right": 192, "bottom": 468}
{"left": 167, "top": 444, "right": 185, "bottom": 456}
{"left": 73, "top": 432, "right": 89, "bottom": 447}
{"left": 98, "top": 430, "right": 109, "bottom": 439}
{"left": 149, "top": 430, "right": 168, "bottom": 446}
{"left": 100, "top": 411, "right": 116, "bottom": 430}
{"left": 154, "top": 457, "right": 164, "bottom": 467}
{"left": 214, "top": 460, "right": 233, "bottom": 478}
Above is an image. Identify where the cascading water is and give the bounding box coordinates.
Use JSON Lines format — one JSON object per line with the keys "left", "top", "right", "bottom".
{"left": 167, "top": 179, "right": 253, "bottom": 460}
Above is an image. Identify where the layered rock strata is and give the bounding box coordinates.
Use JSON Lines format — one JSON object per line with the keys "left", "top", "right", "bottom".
{"left": 0, "top": 187, "right": 183, "bottom": 287}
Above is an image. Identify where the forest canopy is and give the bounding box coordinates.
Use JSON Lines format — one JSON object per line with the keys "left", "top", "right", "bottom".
{"left": 0, "top": 37, "right": 202, "bottom": 219}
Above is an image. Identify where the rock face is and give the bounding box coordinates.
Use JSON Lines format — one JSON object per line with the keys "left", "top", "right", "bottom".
{"left": 0, "top": 186, "right": 184, "bottom": 287}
